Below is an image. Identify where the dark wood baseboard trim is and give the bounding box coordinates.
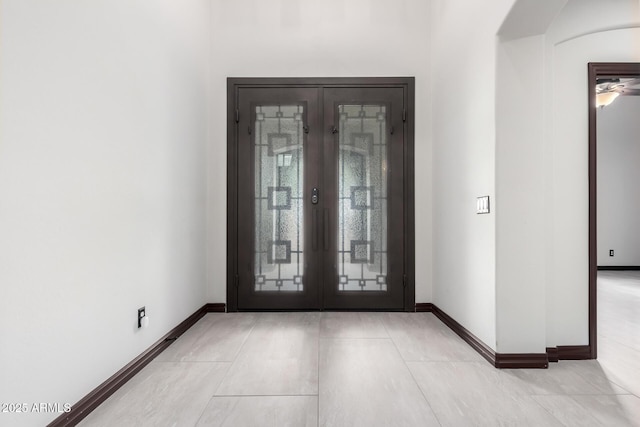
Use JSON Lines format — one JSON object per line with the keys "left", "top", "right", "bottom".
{"left": 419, "top": 303, "right": 551, "bottom": 369}
{"left": 429, "top": 304, "right": 497, "bottom": 367}
{"left": 414, "top": 303, "right": 433, "bottom": 312}
{"left": 205, "top": 303, "right": 226, "bottom": 312}
{"left": 429, "top": 304, "right": 595, "bottom": 367}
{"left": 546, "top": 345, "right": 590, "bottom": 362}
{"left": 597, "top": 266, "right": 640, "bottom": 271}
{"left": 48, "top": 303, "right": 226, "bottom": 427}
{"left": 557, "top": 345, "right": 591, "bottom": 360}
{"left": 495, "top": 353, "right": 549, "bottom": 369}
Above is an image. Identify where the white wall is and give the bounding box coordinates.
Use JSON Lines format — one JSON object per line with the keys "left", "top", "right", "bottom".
{"left": 430, "top": 0, "right": 515, "bottom": 351}
{"left": 597, "top": 96, "right": 640, "bottom": 266}
{"left": 494, "top": 0, "right": 640, "bottom": 353}
{"left": 495, "top": 35, "right": 548, "bottom": 353}
{"left": 494, "top": 0, "right": 567, "bottom": 354}
{"left": 431, "top": 0, "right": 638, "bottom": 354}
{"left": 207, "top": 0, "right": 434, "bottom": 303}
{"left": 0, "top": 1, "right": 209, "bottom": 426}
{"left": 545, "top": 0, "right": 640, "bottom": 346}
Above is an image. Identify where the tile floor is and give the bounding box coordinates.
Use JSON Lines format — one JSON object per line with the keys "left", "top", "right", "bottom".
{"left": 79, "top": 273, "right": 640, "bottom": 426}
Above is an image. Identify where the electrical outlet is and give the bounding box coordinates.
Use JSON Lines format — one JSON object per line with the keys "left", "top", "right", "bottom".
{"left": 609, "top": 250, "right": 614, "bottom": 257}
{"left": 138, "top": 307, "right": 146, "bottom": 328}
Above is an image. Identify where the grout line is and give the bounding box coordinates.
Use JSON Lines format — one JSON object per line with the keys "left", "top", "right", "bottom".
{"left": 153, "top": 360, "right": 235, "bottom": 364}
{"left": 399, "top": 359, "right": 486, "bottom": 364}
{"left": 529, "top": 393, "right": 634, "bottom": 396}
{"left": 399, "top": 361, "right": 444, "bottom": 427}
{"left": 318, "top": 336, "right": 393, "bottom": 340}
{"left": 383, "top": 314, "right": 444, "bottom": 427}
{"left": 210, "top": 393, "right": 319, "bottom": 397}
{"left": 211, "top": 314, "right": 259, "bottom": 396}
{"left": 228, "top": 314, "right": 260, "bottom": 361}
{"left": 193, "top": 393, "right": 217, "bottom": 426}
{"left": 598, "top": 335, "right": 640, "bottom": 353}
{"left": 598, "top": 377, "right": 636, "bottom": 396}
{"left": 530, "top": 394, "right": 577, "bottom": 426}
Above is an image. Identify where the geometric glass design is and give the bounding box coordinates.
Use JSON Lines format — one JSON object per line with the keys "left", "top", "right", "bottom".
{"left": 351, "top": 186, "right": 373, "bottom": 210}
{"left": 337, "top": 105, "right": 388, "bottom": 292}
{"left": 350, "top": 240, "right": 374, "bottom": 264}
{"left": 255, "top": 275, "right": 266, "bottom": 291}
{"left": 268, "top": 186, "right": 292, "bottom": 210}
{"left": 267, "top": 240, "right": 291, "bottom": 264}
{"left": 254, "top": 105, "right": 304, "bottom": 292}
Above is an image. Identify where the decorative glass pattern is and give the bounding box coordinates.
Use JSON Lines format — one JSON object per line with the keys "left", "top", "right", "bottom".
{"left": 254, "top": 105, "right": 304, "bottom": 292}
{"left": 337, "top": 105, "right": 388, "bottom": 292}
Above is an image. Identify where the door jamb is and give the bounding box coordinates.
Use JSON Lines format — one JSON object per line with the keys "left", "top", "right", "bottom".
{"left": 588, "top": 62, "right": 640, "bottom": 359}
{"left": 226, "top": 77, "right": 415, "bottom": 312}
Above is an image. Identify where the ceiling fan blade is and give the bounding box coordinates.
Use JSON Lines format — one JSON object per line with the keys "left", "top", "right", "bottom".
{"left": 618, "top": 88, "right": 640, "bottom": 96}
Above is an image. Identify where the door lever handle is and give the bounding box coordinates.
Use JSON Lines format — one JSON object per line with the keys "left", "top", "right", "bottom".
{"left": 312, "top": 209, "right": 318, "bottom": 251}
{"left": 311, "top": 188, "right": 319, "bottom": 205}
{"left": 323, "top": 208, "right": 329, "bottom": 251}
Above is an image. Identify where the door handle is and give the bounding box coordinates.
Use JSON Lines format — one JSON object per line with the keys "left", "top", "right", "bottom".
{"left": 323, "top": 208, "right": 329, "bottom": 251}
{"left": 312, "top": 208, "right": 318, "bottom": 251}
{"left": 311, "top": 187, "right": 319, "bottom": 204}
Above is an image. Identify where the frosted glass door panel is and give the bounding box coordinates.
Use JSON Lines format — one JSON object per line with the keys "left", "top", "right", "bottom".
{"left": 254, "top": 105, "right": 304, "bottom": 292}
{"left": 337, "top": 105, "right": 388, "bottom": 292}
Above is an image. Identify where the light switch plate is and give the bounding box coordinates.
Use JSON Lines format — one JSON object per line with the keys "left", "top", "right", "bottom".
{"left": 477, "top": 196, "right": 490, "bottom": 214}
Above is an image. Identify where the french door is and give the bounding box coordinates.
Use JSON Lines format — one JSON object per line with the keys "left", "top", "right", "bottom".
{"left": 227, "top": 78, "right": 414, "bottom": 311}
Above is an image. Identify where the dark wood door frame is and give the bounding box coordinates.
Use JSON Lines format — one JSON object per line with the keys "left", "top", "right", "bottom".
{"left": 226, "top": 77, "right": 415, "bottom": 312}
{"left": 588, "top": 62, "right": 640, "bottom": 358}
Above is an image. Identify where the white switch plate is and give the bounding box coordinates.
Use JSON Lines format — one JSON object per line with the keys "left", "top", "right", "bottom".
{"left": 477, "top": 196, "right": 490, "bottom": 214}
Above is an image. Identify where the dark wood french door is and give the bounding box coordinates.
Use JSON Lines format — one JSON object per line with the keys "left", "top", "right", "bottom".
{"left": 227, "top": 78, "right": 414, "bottom": 311}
